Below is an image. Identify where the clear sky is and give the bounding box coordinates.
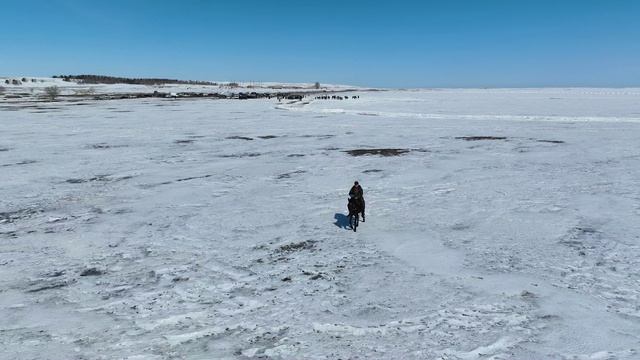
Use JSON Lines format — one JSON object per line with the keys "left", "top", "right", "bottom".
{"left": 1, "top": 0, "right": 639, "bottom": 88}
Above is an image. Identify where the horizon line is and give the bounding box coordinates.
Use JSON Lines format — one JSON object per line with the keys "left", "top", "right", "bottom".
{"left": 1, "top": 74, "right": 640, "bottom": 90}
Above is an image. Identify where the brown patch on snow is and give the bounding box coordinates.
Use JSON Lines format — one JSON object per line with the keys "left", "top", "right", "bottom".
{"left": 344, "top": 148, "right": 411, "bottom": 157}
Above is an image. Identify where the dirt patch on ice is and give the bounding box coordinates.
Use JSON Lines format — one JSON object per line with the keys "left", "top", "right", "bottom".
{"left": 287, "top": 154, "right": 305, "bottom": 158}
{"left": 300, "top": 134, "right": 335, "bottom": 139}
{"left": 277, "top": 170, "right": 306, "bottom": 179}
{"left": 345, "top": 148, "right": 411, "bottom": 157}
{"left": 0, "top": 147, "right": 10, "bottom": 152}
{"left": 277, "top": 240, "right": 316, "bottom": 253}
{"left": 174, "top": 139, "right": 195, "bottom": 144}
{"left": 66, "top": 175, "right": 134, "bottom": 184}
{"left": 258, "top": 135, "right": 279, "bottom": 139}
{"left": 536, "top": 139, "right": 565, "bottom": 144}
{"left": 26, "top": 278, "right": 76, "bottom": 293}
{"left": 138, "top": 174, "right": 213, "bottom": 188}
{"left": 362, "top": 169, "right": 383, "bottom": 173}
{"left": 227, "top": 136, "right": 254, "bottom": 141}
{"left": 175, "top": 174, "right": 213, "bottom": 183}
{"left": 0, "top": 208, "right": 44, "bottom": 224}
{"left": 1, "top": 160, "right": 37, "bottom": 167}
{"left": 79, "top": 267, "right": 106, "bottom": 277}
{"left": 86, "top": 143, "right": 129, "bottom": 150}
{"left": 0, "top": 230, "right": 19, "bottom": 238}
{"left": 219, "top": 152, "right": 262, "bottom": 158}
{"left": 559, "top": 225, "right": 599, "bottom": 254}
{"left": 40, "top": 269, "right": 66, "bottom": 278}
{"left": 456, "top": 136, "right": 508, "bottom": 141}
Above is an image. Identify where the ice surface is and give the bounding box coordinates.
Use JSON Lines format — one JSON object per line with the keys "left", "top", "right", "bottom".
{"left": 2, "top": 88, "right": 640, "bottom": 359}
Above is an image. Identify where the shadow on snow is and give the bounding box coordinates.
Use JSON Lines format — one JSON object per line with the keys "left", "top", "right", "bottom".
{"left": 334, "top": 213, "right": 351, "bottom": 230}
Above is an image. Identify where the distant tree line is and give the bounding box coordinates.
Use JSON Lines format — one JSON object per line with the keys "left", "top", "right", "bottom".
{"left": 53, "top": 75, "right": 218, "bottom": 86}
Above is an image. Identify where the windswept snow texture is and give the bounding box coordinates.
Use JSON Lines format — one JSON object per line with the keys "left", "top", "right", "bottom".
{"left": 2, "top": 88, "right": 640, "bottom": 359}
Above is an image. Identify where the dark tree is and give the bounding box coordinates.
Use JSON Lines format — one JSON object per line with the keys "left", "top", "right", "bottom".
{"left": 44, "top": 86, "right": 60, "bottom": 100}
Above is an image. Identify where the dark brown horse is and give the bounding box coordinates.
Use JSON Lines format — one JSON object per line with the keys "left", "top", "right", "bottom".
{"left": 347, "top": 197, "right": 365, "bottom": 231}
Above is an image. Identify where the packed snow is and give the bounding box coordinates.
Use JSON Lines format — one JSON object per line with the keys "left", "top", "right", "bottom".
{"left": 1, "top": 87, "right": 640, "bottom": 359}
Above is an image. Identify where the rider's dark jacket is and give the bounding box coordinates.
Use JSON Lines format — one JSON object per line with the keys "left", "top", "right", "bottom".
{"left": 349, "top": 185, "right": 363, "bottom": 199}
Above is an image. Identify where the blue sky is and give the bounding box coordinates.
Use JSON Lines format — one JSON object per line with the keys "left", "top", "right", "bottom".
{"left": 1, "top": 0, "right": 639, "bottom": 87}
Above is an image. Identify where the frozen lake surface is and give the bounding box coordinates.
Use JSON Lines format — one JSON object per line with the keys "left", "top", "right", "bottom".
{"left": 2, "top": 88, "right": 640, "bottom": 359}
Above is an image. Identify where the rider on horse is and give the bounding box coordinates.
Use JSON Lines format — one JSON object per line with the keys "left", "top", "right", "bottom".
{"left": 349, "top": 181, "right": 365, "bottom": 222}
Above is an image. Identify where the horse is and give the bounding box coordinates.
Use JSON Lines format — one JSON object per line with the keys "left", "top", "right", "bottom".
{"left": 347, "top": 197, "right": 365, "bottom": 231}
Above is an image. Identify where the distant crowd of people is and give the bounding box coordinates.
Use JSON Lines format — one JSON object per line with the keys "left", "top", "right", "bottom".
{"left": 314, "top": 95, "right": 359, "bottom": 100}
{"left": 276, "top": 94, "right": 361, "bottom": 101}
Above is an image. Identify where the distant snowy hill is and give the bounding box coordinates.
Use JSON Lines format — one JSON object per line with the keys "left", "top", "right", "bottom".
{"left": 0, "top": 76, "right": 363, "bottom": 96}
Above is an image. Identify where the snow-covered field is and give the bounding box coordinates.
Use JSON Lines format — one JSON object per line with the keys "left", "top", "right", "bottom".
{"left": 2, "top": 88, "right": 640, "bottom": 359}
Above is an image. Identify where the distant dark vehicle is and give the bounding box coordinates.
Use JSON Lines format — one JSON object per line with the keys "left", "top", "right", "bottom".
{"left": 239, "top": 92, "right": 259, "bottom": 100}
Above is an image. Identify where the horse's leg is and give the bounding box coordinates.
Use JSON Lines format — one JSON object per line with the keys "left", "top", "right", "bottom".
{"left": 353, "top": 213, "right": 358, "bottom": 231}
{"left": 349, "top": 213, "right": 358, "bottom": 231}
